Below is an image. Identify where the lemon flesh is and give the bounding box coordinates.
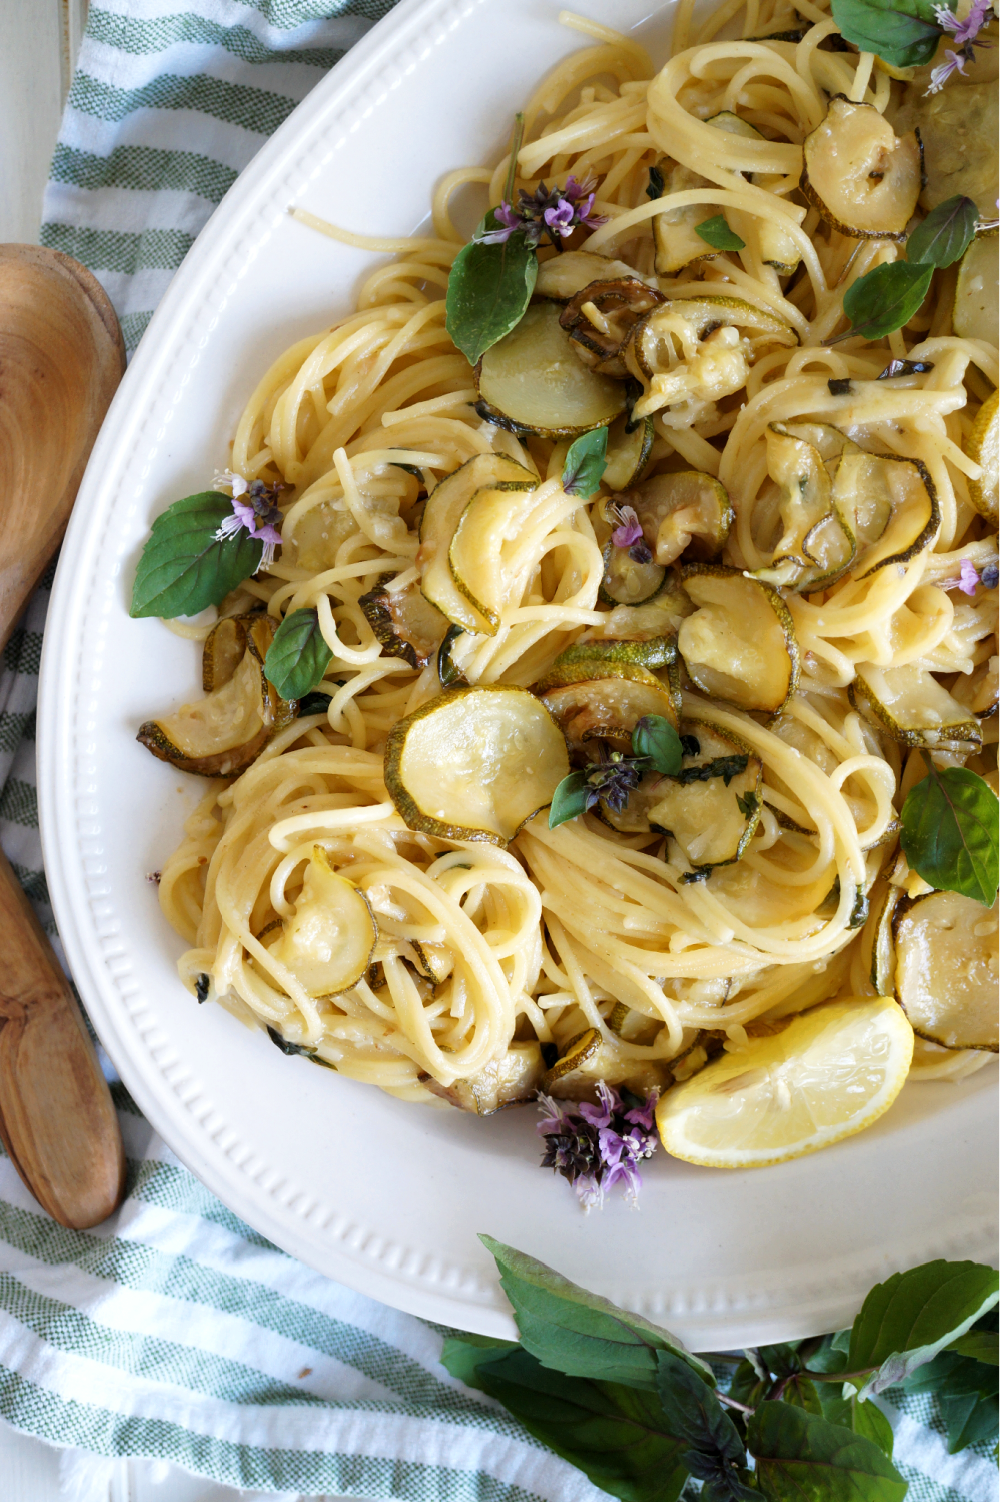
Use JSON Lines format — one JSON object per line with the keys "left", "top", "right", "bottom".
{"left": 657, "top": 997, "right": 914, "bottom": 1168}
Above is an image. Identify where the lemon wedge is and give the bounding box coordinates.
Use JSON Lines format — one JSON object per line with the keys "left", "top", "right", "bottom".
{"left": 967, "top": 387, "right": 998, "bottom": 523}
{"left": 656, "top": 997, "right": 914, "bottom": 1168}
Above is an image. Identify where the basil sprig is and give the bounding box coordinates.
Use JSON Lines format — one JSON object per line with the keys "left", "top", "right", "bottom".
{"left": 444, "top": 1240, "right": 998, "bottom": 1500}
{"left": 130, "top": 492, "right": 263, "bottom": 619}
{"left": 900, "top": 759, "right": 999, "bottom": 906}
{"left": 263, "top": 607, "right": 333, "bottom": 700}
{"left": 830, "top": 0, "right": 943, "bottom": 69}
{"left": 548, "top": 715, "right": 683, "bottom": 828}
{"left": 695, "top": 214, "right": 746, "bottom": 252}
{"left": 562, "top": 426, "right": 609, "bottom": 498}
{"left": 905, "top": 194, "right": 979, "bottom": 269}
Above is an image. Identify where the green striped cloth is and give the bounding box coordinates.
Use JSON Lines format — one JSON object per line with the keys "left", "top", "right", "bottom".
{"left": 0, "top": 2, "right": 995, "bottom": 1496}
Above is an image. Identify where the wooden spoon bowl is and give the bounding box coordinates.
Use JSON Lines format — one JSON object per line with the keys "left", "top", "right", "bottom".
{"left": 0, "top": 245, "right": 127, "bottom": 1228}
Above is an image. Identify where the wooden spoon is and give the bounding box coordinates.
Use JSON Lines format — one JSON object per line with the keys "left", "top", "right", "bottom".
{"left": 0, "top": 245, "right": 127, "bottom": 1228}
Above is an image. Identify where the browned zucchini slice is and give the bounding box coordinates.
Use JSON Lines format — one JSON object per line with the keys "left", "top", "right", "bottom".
{"left": 628, "top": 296, "right": 797, "bottom": 383}
{"left": 893, "top": 78, "right": 998, "bottom": 216}
{"left": 966, "top": 389, "right": 998, "bottom": 523}
{"left": 894, "top": 890, "right": 999, "bottom": 1051}
{"left": 801, "top": 98, "right": 921, "bottom": 239}
{"left": 448, "top": 483, "right": 538, "bottom": 631}
{"left": 266, "top": 845, "right": 378, "bottom": 998}
{"left": 138, "top": 613, "right": 297, "bottom": 777}
{"left": 630, "top": 470, "right": 733, "bottom": 567}
{"left": 424, "top": 1042, "right": 545, "bottom": 1114}
{"left": 601, "top": 720, "right": 762, "bottom": 867}
{"left": 602, "top": 411, "right": 655, "bottom": 491}
{"left": 954, "top": 236, "right": 999, "bottom": 349}
{"left": 359, "top": 574, "right": 449, "bottom": 667}
{"left": 754, "top": 424, "right": 855, "bottom": 591}
{"left": 678, "top": 566, "right": 799, "bottom": 713}
{"left": 850, "top": 663, "right": 982, "bottom": 749}
{"left": 535, "top": 250, "right": 649, "bottom": 302}
{"left": 418, "top": 453, "right": 537, "bottom": 634}
{"left": 532, "top": 661, "right": 679, "bottom": 747}
{"left": 384, "top": 685, "right": 569, "bottom": 845}
{"left": 559, "top": 278, "right": 665, "bottom": 379}
{"left": 475, "top": 301, "right": 626, "bottom": 437}
{"left": 599, "top": 542, "right": 667, "bottom": 606}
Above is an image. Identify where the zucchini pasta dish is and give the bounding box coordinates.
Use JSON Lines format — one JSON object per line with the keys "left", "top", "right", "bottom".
{"left": 135, "top": 0, "right": 999, "bottom": 1185}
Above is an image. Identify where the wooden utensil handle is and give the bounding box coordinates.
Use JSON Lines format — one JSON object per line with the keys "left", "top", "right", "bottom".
{"left": 0, "top": 848, "right": 125, "bottom": 1228}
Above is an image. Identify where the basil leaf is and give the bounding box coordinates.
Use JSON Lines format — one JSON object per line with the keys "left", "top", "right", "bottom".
{"left": 562, "top": 426, "right": 609, "bottom": 498}
{"left": 297, "top": 690, "right": 333, "bottom": 717}
{"left": 266, "top": 1026, "right": 312, "bottom": 1057}
{"left": 758, "top": 1344, "right": 803, "bottom": 1379}
{"left": 946, "top": 1330, "right": 999, "bottom": 1364}
{"left": 780, "top": 1377, "right": 823, "bottom": 1415}
{"left": 656, "top": 1352, "right": 754, "bottom": 1500}
{"left": 440, "top": 1334, "right": 519, "bottom": 1393}
{"left": 830, "top": 0, "right": 943, "bottom": 69}
{"left": 907, "top": 195, "right": 979, "bottom": 269}
{"left": 695, "top": 214, "right": 746, "bottom": 252}
{"left": 632, "top": 715, "right": 684, "bottom": 775}
{"left": 263, "top": 607, "right": 333, "bottom": 700}
{"left": 548, "top": 771, "right": 592, "bottom": 829}
{"left": 902, "top": 1348, "right": 999, "bottom": 1453}
{"left": 748, "top": 1402, "right": 907, "bottom": 1502}
{"left": 814, "top": 1386, "right": 895, "bottom": 1459}
{"left": 848, "top": 1259, "right": 1000, "bottom": 1397}
{"left": 479, "top": 1235, "right": 712, "bottom": 1388}
{"left": 900, "top": 765, "right": 1000, "bottom": 906}
{"left": 445, "top": 216, "right": 538, "bottom": 364}
{"left": 476, "top": 1347, "right": 691, "bottom": 1502}
{"left": 646, "top": 164, "right": 665, "bottom": 201}
{"left": 833, "top": 261, "right": 933, "bottom": 343}
{"left": 130, "top": 492, "right": 263, "bottom": 619}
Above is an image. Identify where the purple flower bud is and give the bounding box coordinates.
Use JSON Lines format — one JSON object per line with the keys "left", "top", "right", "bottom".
{"left": 611, "top": 505, "right": 644, "bottom": 549}
{"left": 958, "top": 558, "right": 980, "bottom": 595}
{"left": 544, "top": 199, "right": 577, "bottom": 236}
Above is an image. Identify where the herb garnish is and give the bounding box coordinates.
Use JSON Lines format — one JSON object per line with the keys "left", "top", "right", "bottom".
{"left": 562, "top": 426, "right": 609, "bottom": 498}
{"left": 646, "top": 164, "right": 665, "bottom": 201}
{"left": 695, "top": 214, "right": 746, "bottom": 252}
{"left": 830, "top": 0, "right": 994, "bottom": 80}
{"left": 606, "top": 498, "right": 653, "bottom": 563}
{"left": 548, "top": 715, "right": 684, "bottom": 828}
{"left": 538, "top": 1083, "right": 659, "bottom": 1209}
{"left": 445, "top": 1243, "right": 998, "bottom": 1497}
{"left": 263, "top": 607, "right": 333, "bottom": 700}
{"left": 900, "top": 758, "right": 999, "bottom": 905}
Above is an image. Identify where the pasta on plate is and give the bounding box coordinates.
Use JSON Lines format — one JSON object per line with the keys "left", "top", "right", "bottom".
{"left": 140, "top": 0, "right": 999, "bottom": 1166}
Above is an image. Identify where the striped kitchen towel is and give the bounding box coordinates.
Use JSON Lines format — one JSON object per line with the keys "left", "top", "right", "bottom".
{"left": 0, "top": 1, "right": 996, "bottom": 1497}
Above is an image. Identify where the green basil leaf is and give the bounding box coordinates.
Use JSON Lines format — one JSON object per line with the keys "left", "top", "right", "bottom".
{"left": 440, "top": 1334, "right": 519, "bottom": 1393}
{"left": 900, "top": 765, "right": 1000, "bottom": 906}
{"left": 656, "top": 1351, "right": 754, "bottom": 1500}
{"left": 445, "top": 217, "right": 538, "bottom": 364}
{"left": 632, "top": 715, "right": 684, "bottom": 775}
{"left": 479, "top": 1235, "right": 712, "bottom": 1388}
{"left": 728, "top": 1359, "right": 768, "bottom": 1410}
{"left": 902, "top": 1349, "right": 999, "bottom": 1453}
{"left": 946, "top": 1330, "right": 999, "bottom": 1365}
{"left": 834, "top": 261, "right": 934, "bottom": 344}
{"left": 129, "top": 492, "right": 263, "bottom": 619}
{"left": 906, "top": 195, "right": 979, "bottom": 269}
{"left": 748, "top": 1401, "right": 907, "bottom": 1502}
{"left": 476, "top": 1347, "right": 691, "bottom": 1502}
{"left": 758, "top": 1344, "right": 803, "bottom": 1379}
{"left": 562, "top": 426, "right": 609, "bottom": 498}
{"left": 263, "top": 608, "right": 333, "bottom": 700}
{"left": 830, "top": 0, "right": 943, "bottom": 69}
{"left": 781, "top": 1377, "right": 824, "bottom": 1416}
{"left": 849, "top": 1259, "right": 1000, "bottom": 1397}
{"left": 815, "top": 1385, "right": 895, "bottom": 1458}
{"left": 695, "top": 214, "right": 746, "bottom": 252}
{"left": 297, "top": 690, "right": 334, "bottom": 717}
{"left": 548, "top": 771, "right": 592, "bottom": 829}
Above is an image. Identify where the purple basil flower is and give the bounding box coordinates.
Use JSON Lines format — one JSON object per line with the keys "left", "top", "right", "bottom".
{"left": 958, "top": 558, "right": 980, "bottom": 595}
{"left": 538, "top": 1081, "right": 660, "bottom": 1210}
{"left": 476, "top": 200, "right": 525, "bottom": 245}
{"left": 544, "top": 199, "right": 577, "bottom": 235}
{"left": 927, "top": 0, "right": 994, "bottom": 93}
{"left": 610, "top": 504, "right": 644, "bottom": 549}
{"left": 473, "top": 174, "right": 607, "bottom": 249}
{"left": 213, "top": 470, "right": 284, "bottom": 570}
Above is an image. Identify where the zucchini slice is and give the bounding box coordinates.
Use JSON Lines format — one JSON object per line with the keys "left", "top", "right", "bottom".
{"left": 475, "top": 301, "right": 627, "bottom": 437}
{"left": 437, "top": 623, "right": 468, "bottom": 687}
{"left": 703, "top": 112, "right": 801, "bottom": 273}
{"left": 448, "top": 482, "right": 538, "bottom": 631}
{"left": 952, "top": 656, "right": 999, "bottom": 720}
{"left": 418, "top": 453, "right": 537, "bottom": 634}
{"left": 652, "top": 157, "right": 719, "bottom": 277}
{"left": 599, "top": 541, "right": 667, "bottom": 606}
{"left": 678, "top": 566, "right": 799, "bottom": 713}
{"left": 583, "top": 588, "right": 694, "bottom": 641}
{"left": 966, "top": 388, "right": 998, "bottom": 524}
{"left": 541, "top": 1027, "right": 671, "bottom": 1101}
{"left": 631, "top": 470, "right": 733, "bottom": 567}
{"left": 602, "top": 411, "right": 655, "bottom": 491}
{"left": 754, "top": 424, "right": 855, "bottom": 591}
{"left": 138, "top": 613, "right": 297, "bottom": 777}
{"left": 535, "top": 250, "right": 650, "bottom": 302}
{"left": 555, "top": 637, "right": 676, "bottom": 672}
{"left": 628, "top": 296, "right": 797, "bottom": 382}
{"left": 424, "top": 1041, "right": 545, "bottom": 1114}
{"left": 266, "top": 845, "right": 378, "bottom": 998}
{"left": 894, "top": 890, "right": 999, "bottom": 1051}
{"left": 602, "top": 720, "right": 762, "bottom": 868}
{"left": 384, "top": 685, "right": 569, "bottom": 845}
{"left": 954, "top": 235, "right": 999, "bottom": 349}
{"left": 800, "top": 97, "right": 921, "bottom": 239}
{"left": 869, "top": 883, "right": 901, "bottom": 996}
{"left": 359, "top": 574, "right": 449, "bottom": 668}
{"left": 893, "top": 79, "right": 998, "bottom": 216}
{"left": 559, "top": 278, "right": 666, "bottom": 380}
{"left": 850, "top": 663, "right": 982, "bottom": 749}
{"left": 532, "top": 661, "right": 679, "bottom": 748}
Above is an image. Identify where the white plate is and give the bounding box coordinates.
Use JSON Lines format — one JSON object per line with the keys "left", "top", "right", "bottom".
{"left": 39, "top": 0, "right": 998, "bottom": 1349}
